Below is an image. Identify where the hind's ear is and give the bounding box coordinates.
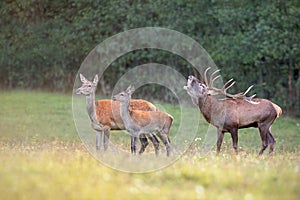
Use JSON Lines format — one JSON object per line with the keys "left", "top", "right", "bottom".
{"left": 93, "top": 74, "right": 99, "bottom": 85}
{"left": 126, "top": 85, "right": 135, "bottom": 94}
{"left": 80, "top": 74, "right": 88, "bottom": 83}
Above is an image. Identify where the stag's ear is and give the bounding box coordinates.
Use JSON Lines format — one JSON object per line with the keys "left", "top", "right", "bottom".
{"left": 198, "top": 83, "right": 207, "bottom": 94}
{"left": 126, "top": 85, "right": 135, "bottom": 94}
{"left": 80, "top": 74, "right": 88, "bottom": 83}
{"left": 93, "top": 74, "right": 99, "bottom": 85}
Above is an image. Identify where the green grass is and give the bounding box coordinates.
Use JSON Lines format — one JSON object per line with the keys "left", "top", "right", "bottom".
{"left": 0, "top": 90, "right": 77, "bottom": 141}
{"left": 0, "top": 91, "right": 300, "bottom": 200}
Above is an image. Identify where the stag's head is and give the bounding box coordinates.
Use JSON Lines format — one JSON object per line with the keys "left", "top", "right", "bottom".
{"left": 185, "top": 67, "right": 257, "bottom": 104}
{"left": 75, "top": 74, "right": 99, "bottom": 95}
{"left": 184, "top": 75, "right": 208, "bottom": 105}
{"left": 112, "top": 85, "right": 135, "bottom": 103}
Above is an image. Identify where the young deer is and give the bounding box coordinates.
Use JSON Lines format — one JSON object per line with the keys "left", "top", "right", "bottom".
{"left": 184, "top": 68, "right": 282, "bottom": 155}
{"left": 113, "top": 85, "right": 173, "bottom": 156}
{"left": 75, "top": 74, "right": 160, "bottom": 153}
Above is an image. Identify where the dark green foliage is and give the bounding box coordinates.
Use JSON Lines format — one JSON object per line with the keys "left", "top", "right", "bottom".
{"left": 0, "top": 0, "right": 299, "bottom": 114}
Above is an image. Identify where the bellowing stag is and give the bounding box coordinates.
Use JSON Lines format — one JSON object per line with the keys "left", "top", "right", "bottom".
{"left": 184, "top": 68, "right": 282, "bottom": 155}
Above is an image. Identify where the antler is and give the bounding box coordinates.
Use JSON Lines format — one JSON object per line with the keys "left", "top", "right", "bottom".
{"left": 203, "top": 67, "right": 257, "bottom": 102}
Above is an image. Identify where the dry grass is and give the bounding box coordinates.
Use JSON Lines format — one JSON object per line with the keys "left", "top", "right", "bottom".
{"left": 0, "top": 91, "right": 299, "bottom": 199}
{"left": 0, "top": 141, "right": 299, "bottom": 200}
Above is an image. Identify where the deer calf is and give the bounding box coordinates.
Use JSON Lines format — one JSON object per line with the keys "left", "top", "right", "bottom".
{"left": 113, "top": 85, "right": 173, "bottom": 156}
{"left": 184, "top": 68, "right": 282, "bottom": 155}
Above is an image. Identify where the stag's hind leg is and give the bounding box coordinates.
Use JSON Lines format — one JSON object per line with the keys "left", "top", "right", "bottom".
{"left": 258, "top": 125, "right": 269, "bottom": 155}
{"left": 267, "top": 127, "right": 276, "bottom": 154}
{"left": 229, "top": 128, "right": 238, "bottom": 154}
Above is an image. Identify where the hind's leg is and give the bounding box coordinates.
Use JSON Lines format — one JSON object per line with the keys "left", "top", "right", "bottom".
{"left": 148, "top": 134, "right": 160, "bottom": 156}
{"left": 158, "top": 131, "right": 171, "bottom": 157}
{"left": 139, "top": 135, "right": 149, "bottom": 155}
{"left": 96, "top": 131, "right": 102, "bottom": 151}
{"left": 131, "top": 136, "right": 137, "bottom": 155}
{"left": 103, "top": 126, "right": 110, "bottom": 151}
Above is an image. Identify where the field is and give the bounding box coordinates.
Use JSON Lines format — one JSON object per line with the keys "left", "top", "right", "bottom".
{"left": 0, "top": 91, "right": 299, "bottom": 200}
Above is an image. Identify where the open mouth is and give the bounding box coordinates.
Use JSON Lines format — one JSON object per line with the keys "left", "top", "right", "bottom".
{"left": 184, "top": 75, "right": 197, "bottom": 90}
{"left": 183, "top": 75, "right": 199, "bottom": 90}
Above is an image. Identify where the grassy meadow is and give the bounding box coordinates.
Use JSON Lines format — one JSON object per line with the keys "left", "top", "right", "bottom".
{"left": 0, "top": 91, "right": 299, "bottom": 200}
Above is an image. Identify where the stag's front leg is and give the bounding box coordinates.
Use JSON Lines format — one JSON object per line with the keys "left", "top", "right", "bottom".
{"left": 216, "top": 129, "right": 225, "bottom": 155}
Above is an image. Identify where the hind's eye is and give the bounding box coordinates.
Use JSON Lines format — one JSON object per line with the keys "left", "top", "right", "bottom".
{"left": 88, "top": 85, "right": 91, "bottom": 87}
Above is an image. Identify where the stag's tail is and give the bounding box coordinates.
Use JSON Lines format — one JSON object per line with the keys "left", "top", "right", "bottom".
{"left": 271, "top": 103, "right": 282, "bottom": 118}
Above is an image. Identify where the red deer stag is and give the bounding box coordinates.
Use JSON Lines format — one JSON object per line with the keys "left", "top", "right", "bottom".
{"left": 184, "top": 68, "right": 282, "bottom": 155}
{"left": 113, "top": 85, "right": 173, "bottom": 156}
{"left": 75, "top": 74, "right": 160, "bottom": 154}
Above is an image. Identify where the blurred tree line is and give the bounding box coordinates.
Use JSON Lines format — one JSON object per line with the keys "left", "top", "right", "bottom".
{"left": 0, "top": 0, "right": 299, "bottom": 115}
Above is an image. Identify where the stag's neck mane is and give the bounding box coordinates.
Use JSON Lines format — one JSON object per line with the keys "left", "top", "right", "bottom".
{"left": 197, "top": 95, "right": 225, "bottom": 124}
{"left": 198, "top": 95, "right": 211, "bottom": 123}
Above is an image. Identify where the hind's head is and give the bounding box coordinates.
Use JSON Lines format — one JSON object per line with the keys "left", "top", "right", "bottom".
{"left": 75, "top": 74, "right": 98, "bottom": 96}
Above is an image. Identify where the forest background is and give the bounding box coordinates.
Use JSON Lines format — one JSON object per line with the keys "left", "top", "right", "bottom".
{"left": 1, "top": 0, "right": 299, "bottom": 115}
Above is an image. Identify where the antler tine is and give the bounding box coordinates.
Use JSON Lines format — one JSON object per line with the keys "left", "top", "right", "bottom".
{"left": 245, "top": 94, "right": 259, "bottom": 104}
{"left": 210, "top": 75, "right": 221, "bottom": 87}
{"left": 209, "top": 69, "right": 221, "bottom": 87}
{"left": 223, "top": 78, "right": 234, "bottom": 88}
{"left": 243, "top": 85, "right": 254, "bottom": 96}
{"left": 205, "top": 70, "right": 257, "bottom": 103}
{"left": 203, "top": 67, "right": 211, "bottom": 86}
{"left": 225, "top": 86, "right": 256, "bottom": 100}
{"left": 211, "top": 69, "right": 221, "bottom": 77}
{"left": 245, "top": 94, "right": 256, "bottom": 101}
{"left": 223, "top": 79, "right": 235, "bottom": 92}
{"left": 249, "top": 94, "right": 256, "bottom": 99}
